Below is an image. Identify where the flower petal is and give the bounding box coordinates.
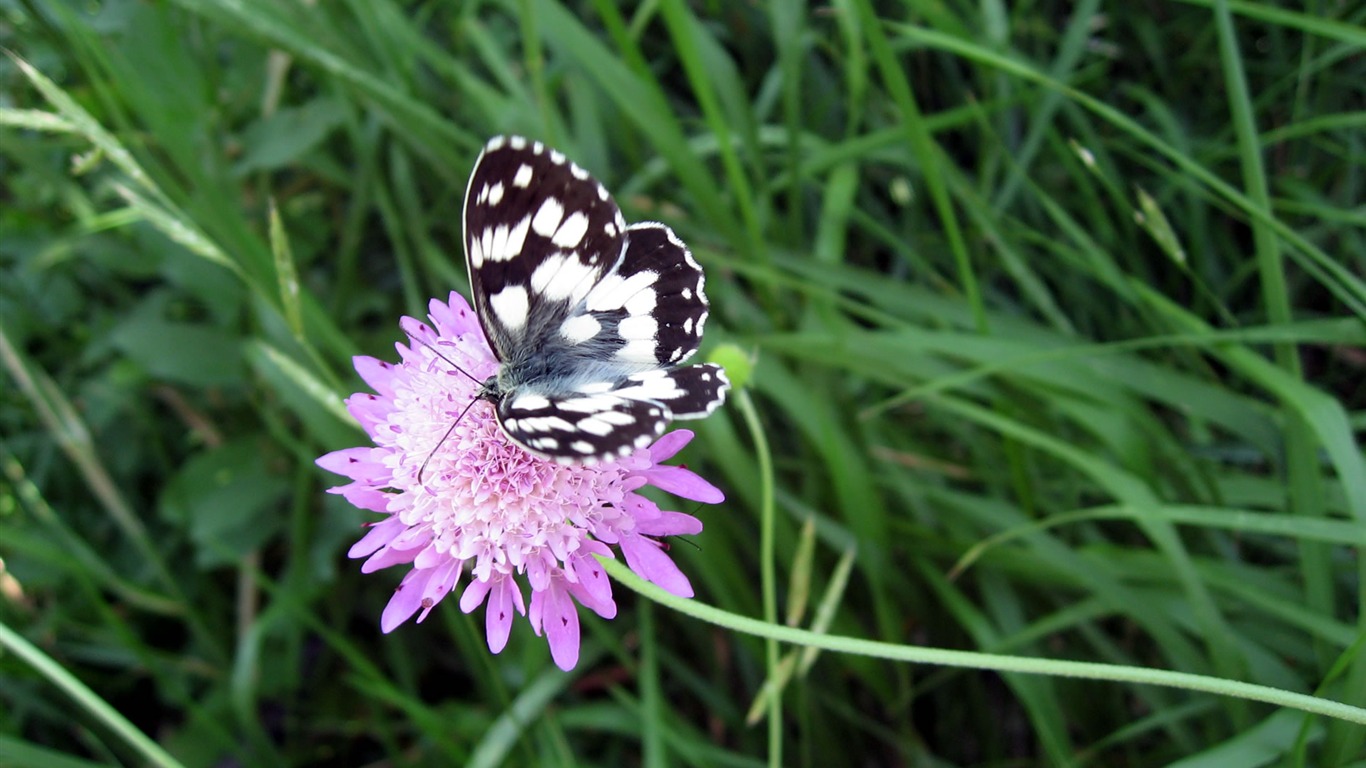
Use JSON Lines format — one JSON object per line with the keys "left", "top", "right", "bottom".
{"left": 399, "top": 316, "right": 439, "bottom": 347}
{"left": 345, "top": 393, "right": 392, "bottom": 434}
{"left": 649, "top": 430, "right": 694, "bottom": 462}
{"left": 415, "top": 557, "right": 463, "bottom": 623}
{"left": 620, "top": 534, "right": 694, "bottom": 598}
{"left": 333, "top": 484, "right": 392, "bottom": 513}
{"left": 538, "top": 579, "right": 581, "bottom": 671}
{"left": 360, "top": 543, "right": 420, "bottom": 573}
{"left": 460, "top": 577, "right": 492, "bottom": 613}
{"left": 353, "top": 356, "right": 399, "bottom": 397}
{"left": 347, "top": 515, "right": 406, "bottom": 559}
{"left": 316, "top": 447, "right": 385, "bottom": 481}
{"left": 381, "top": 568, "right": 434, "bottom": 632}
{"left": 430, "top": 291, "right": 482, "bottom": 337}
{"left": 642, "top": 465, "right": 724, "bottom": 504}
{"left": 567, "top": 547, "right": 615, "bottom": 618}
{"left": 485, "top": 576, "right": 519, "bottom": 653}
{"left": 635, "top": 510, "right": 703, "bottom": 537}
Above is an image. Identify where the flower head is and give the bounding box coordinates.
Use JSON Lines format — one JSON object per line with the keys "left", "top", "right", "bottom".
{"left": 317, "top": 292, "right": 724, "bottom": 670}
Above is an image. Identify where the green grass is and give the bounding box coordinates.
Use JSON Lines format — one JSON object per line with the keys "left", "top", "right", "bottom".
{"left": 2, "top": 0, "right": 1364, "bottom": 765}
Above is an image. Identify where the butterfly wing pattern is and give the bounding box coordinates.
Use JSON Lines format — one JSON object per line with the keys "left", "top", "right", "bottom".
{"left": 462, "top": 135, "right": 729, "bottom": 463}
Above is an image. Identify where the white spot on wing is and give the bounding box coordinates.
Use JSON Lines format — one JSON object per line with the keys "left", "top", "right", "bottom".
{"left": 488, "top": 224, "right": 510, "bottom": 262}
{"left": 585, "top": 270, "right": 659, "bottom": 312}
{"left": 616, "top": 339, "right": 659, "bottom": 362}
{"left": 571, "top": 440, "right": 595, "bottom": 454}
{"left": 502, "top": 215, "right": 531, "bottom": 261}
{"left": 510, "top": 136, "right": 527, "bottom": 150}
{"left": 550, "top": 150, "right": 566, "bottom": 165}
{"left": 529, "top": 253, "right": 600, "bottom": 303}
{"left": 532, "top": 197, "right": 564, "bottom": 237}
{"left": 511, "top": 394, "right": 550, "bottom": 411}
{"left": 575, "top": 417, "right": 613, "bottom": 436}
{"left": 524, "top": 415, "right": 575, "bottom": 432}
{"left": 614, "top": 371, "right": 686, "bottom": 401}
{"left": 488, "top": 182, "right": 505, "bottom": 206}
{"left": 570, "top": 163, "right": 589, "bottom": 180}
{"left": 489, "top": 285, "right": 530, "bottom": 332}
{"left": 552, "top": 211, "right": 589, "bottom": 248}
{"left": 624, "top": 288, "right": 657, "bottom": 317}
{"left": 513, "top": 164, "right": 534, "bottom": 188}
{"left": 559, "top": 314, "right": 601, "bottom": 344}
{"left": 619, "top": 315, "right": 658, "bottom": 340}
{"left": 480, "top": 227, "right": 493, "bottom": 268}
{"left": 468, "top": 234, "right": 485, "bottom": 268}
{"left": 559, "top": 395, "right": 619, "bottom": 413}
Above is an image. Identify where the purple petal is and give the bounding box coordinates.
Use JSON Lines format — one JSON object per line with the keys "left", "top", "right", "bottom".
{"left": 460, "top": 578, "right": 492, "bottom": 613}
{"left": 485, "top": 576, "right": 518, "bottom": 653}
{"left": 430, "top": 292, "right": 482, "bottom": 337}
{"left": 649, "top": 430, "right": 694, "bottom": 462}
{"left": 381, "top": 568, "right": 434, "bottom": 632}
{"left": 347, "top": 515, "right": 406, "bottom": 558}
{"left": 352, "top": 355, "right": 398, "bottom": 396}
{"left": 622, "top": 494, "right": 662, "bottom": 523}
{"left": 540, "top": 580, "right": 581, "bottom": 671}
{"left": 643, "top": 465, "right": 724, "bottom": 504}
{"left": 334, "top": 485, "right": 392, "bottom": 513}
{"left": 413, "top": 542, "right": 447, "bottom": 569}
{"left": 415, "top": 558, "right": 462, "bottom": 623}
{"left": 316, "top": 447, "right": 383, "bottom": 480}
{"left": 620, "top": 535, "right": 694, "bottom": 598}
{"left": 344, "top": 394, "right": 391, "bottom": 434}
{"left": 567, "top": 549, "right": 615, "bottom": 618}
{"left": 399, "top": 316, "right": 437, "bottom": 346}
{"left": 360, "top": 544, "right": 420, "bottom": 573}
{"left": 635, "top": 510, "right": 703, "bottom": 537}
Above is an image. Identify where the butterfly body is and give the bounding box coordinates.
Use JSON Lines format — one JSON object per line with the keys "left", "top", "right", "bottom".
{"left": 462, "top": 136, "right": 729, "bottom": 463}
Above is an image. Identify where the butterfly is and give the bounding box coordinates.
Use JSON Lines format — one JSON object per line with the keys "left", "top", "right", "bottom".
{"left": 460, "top": 136, "right": 729, "bottom": 463}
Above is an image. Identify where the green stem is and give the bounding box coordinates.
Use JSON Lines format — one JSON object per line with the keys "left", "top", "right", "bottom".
{"left": 0, "top": 620, "right": 186, "bottom": 768}
{"left": 599, "top": 558, "right": 1366, "bottom": 727}
{"left": 736, "top": 389, "right": 781, "bottom": 765}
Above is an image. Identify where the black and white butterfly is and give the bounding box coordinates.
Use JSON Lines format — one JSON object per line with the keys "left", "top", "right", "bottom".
{"left": 460, "top": 135, "right": 729, "bottom": 463}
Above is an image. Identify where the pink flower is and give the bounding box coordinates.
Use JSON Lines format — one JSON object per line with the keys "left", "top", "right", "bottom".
{"left": 317, "top": 292, "right": 724, "bottom": 671}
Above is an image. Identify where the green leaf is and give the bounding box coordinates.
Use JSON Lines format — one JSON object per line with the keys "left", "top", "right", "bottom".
{"left": 234, "top": 98, "right": 347, "bottom": 175}
{"left": 159, "top": 438, "right": 289, "bottom": 568}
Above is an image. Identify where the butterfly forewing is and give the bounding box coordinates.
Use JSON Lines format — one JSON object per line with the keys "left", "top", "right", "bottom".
{"left": 462, "top": 136, "right": 627, "bottom": 361}
{"left": 460, "top": 135, "right": 729, "bottom": 463}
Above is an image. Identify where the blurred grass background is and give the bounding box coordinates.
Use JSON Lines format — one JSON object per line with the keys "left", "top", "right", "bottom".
{"left": 2, "top": 0, "right": 1365, "bottom": 765}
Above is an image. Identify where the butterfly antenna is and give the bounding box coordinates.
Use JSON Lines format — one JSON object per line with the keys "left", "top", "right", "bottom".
{"left": 410, "top": 335, "right": 483, "bottom": 386}
{"left": 417, "top": 395, "right": 485, "bottom": 485}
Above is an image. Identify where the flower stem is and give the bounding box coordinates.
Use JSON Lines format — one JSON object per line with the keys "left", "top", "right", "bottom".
{"left": 0, "top": 619, "right": 186, "bottom": 768}
{"left": 600, "top": 557, "right": 1366, "bottom": 727}
{"left": 734, "top": 389, "right": 781, "bottom": 765}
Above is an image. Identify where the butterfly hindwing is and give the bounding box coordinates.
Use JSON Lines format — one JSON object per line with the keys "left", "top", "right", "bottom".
{"left": 496, "top": 389, "right": 669, "bottom": 461}
{"left": 461, "top": 136, "right": 729, "bottom": 463}
{"left": 572, "top": 222, "right": 710, "bottom": 368}
{"left": 495, "top": 363, "right": 730, "bottom": 462}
